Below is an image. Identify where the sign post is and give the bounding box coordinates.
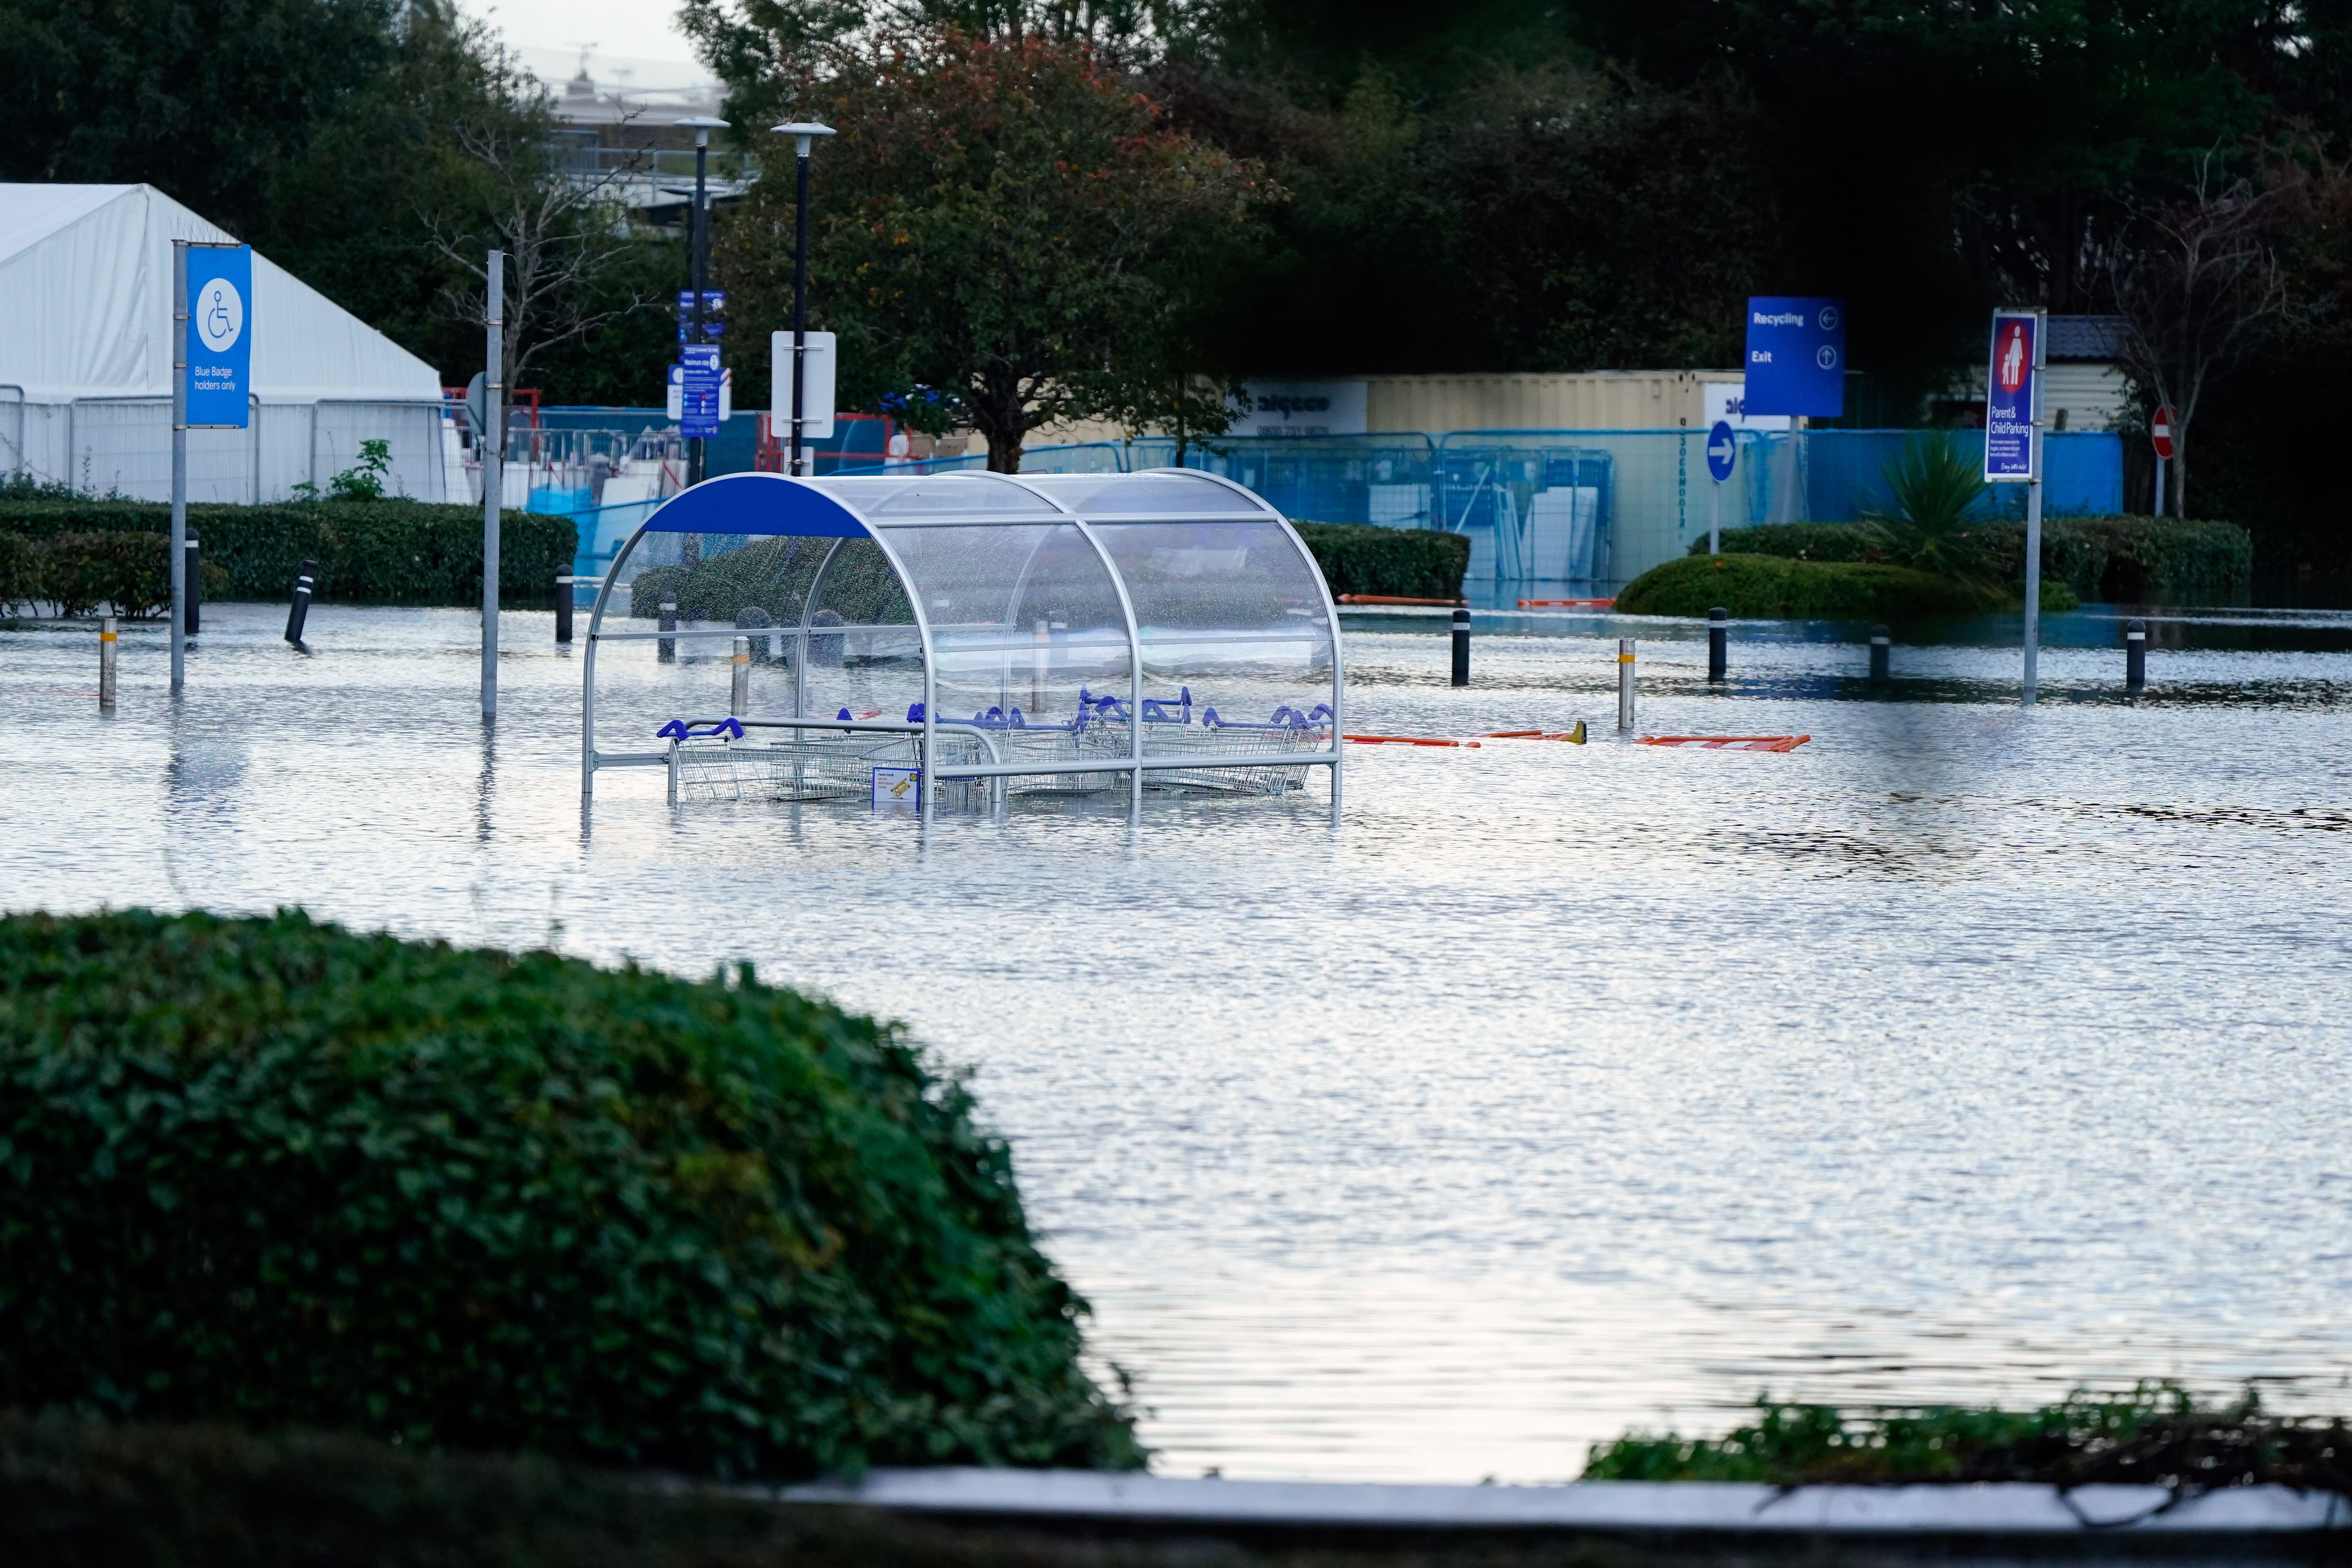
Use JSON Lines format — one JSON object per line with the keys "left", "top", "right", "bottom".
{"left": 1985, "top": 308, "right": 2046, "bottom": 705}
{"left": 483, "top": 252, "right": 503, "bottom": 724}
{"left": 2151, "top": 404, "right": 2175, "bottom": 517}
{"left": 174, "top": 241, "right": 254, "bottom": 691}
{"left": 1742, "top": 297, "right": 1845, "bottom": 522}
{"left": 1704, "top": 420, "right": 1736, "bottom": 553}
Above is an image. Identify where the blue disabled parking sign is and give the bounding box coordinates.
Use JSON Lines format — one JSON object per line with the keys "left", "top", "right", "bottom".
{"left": 185, "top": 245, "right": 252, "bottom": 429}
{"left": 1743, "top": 296, "right": 1845, "bottom": 418}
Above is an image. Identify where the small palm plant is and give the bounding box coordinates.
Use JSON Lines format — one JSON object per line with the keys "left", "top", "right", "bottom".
{"left": 1863, "top": 433, "right": 1992, "bottom": 585}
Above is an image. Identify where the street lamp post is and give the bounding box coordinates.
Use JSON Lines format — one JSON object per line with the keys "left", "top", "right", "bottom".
{"left": 676, "top": 116, "right": 729, "bottom": 486}
{"left": 771, "top": 122, "right": 835, "bottom": 477}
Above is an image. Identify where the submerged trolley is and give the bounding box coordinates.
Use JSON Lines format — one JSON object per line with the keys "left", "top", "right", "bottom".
{"left": 579, "top": 469, "right": 1344, "bottom": 822}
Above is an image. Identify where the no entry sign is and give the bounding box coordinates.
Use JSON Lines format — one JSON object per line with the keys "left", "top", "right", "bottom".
{"left": 2151, "top": 405, "right": 2176, "bottom": 460}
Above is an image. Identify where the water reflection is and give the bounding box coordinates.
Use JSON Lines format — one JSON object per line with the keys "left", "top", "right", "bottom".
{"left": 5, "top": 600, "right": 2351, "bottom": 1483}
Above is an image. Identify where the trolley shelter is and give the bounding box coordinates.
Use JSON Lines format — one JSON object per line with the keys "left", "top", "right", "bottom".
{"left": 579, "top": 469, "right": 1344, "bottom": 821}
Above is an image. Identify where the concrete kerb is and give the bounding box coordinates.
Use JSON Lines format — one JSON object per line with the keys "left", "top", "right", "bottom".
{"left": 770, "top": 1469, "right": 2351, "bottom": 1558}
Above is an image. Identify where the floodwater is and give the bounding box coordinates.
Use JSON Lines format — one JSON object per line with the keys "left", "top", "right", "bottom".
{"left": 5, "top": 599, "right": 2350, "bottom": 1483}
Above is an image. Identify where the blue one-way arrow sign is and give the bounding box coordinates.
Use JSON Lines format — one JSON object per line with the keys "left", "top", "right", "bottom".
{"left": 1706, "top": 421, "right": 1736, "bottom": 483}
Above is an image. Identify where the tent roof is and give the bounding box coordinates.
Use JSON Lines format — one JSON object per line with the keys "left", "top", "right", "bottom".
{"left": 0, "top": 184, "right": 442, "bottom": 404}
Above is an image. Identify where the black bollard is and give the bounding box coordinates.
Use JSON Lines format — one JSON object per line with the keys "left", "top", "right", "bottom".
{"left": 2125, "top": 618, "right": 2147, "bottom": 692}
{"left": 1707, "top": 605, "right": 1727, "bottom": 682}
{"left": 658, "top": 599, "right": 678, "bottom": 663}
{"left": 184, "top": 535, "right": 201, "bottom": 636}
{"left": 554, "top": 572, "right": 573, "bottom": 644}
{"left": 1868, "top": 624, "right": 1891, "bottom": 685}
{"left": 284, "top": 558, "right": 317, "bottom": 644}
{"left": 1450, "top": 607, "right": 1470, "bottom": 686}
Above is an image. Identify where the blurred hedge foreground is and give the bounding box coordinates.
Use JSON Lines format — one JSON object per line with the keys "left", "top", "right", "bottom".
{"left": 0, "top": 909, "right": 1142, "bottom": 1480}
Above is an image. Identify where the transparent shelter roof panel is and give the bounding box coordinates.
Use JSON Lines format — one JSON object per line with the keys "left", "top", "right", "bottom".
{"left": 810, "top": 473, "right": 1062, "bottom": 517}
{"left": 1015, "top": 472, "right": 1269, "bottom": 515}
{"left": 1090, "top": 519, "right": 1331, "bottom": 681}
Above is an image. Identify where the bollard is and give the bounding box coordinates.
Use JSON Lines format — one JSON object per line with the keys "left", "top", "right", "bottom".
{"left": 1450, "top": 607, "right": 1470, "bottom": 686}
{"left": 1707, "top": 605, "right": 1727, "bottom": 682}
{"left": 284, "top": 558, "right": 317, "bottom": 644}
{"left": 1617, "top": 638, "right": 1635, "bottom": 730}
{"left": 1031, "top": 617, "right": 1050, "bottom": 716}
{"left": 99, "top": 615, "right": 118, "bottom": 708}
{"left": 184, "top": 535, "right": 201, "bottom": 636}
{"left": 554, "top": 572, "right": 573, "bottom": 644}
{"left": 730, "top": 635, "right": 751, "bottom": 716}
{"left": 658, "top": 600, "right": 678, "bottom": 663}
{"left": 2125, "top": 618, "right": 2147, "bottom": 692}
{"left": 737, "top": 605, "right": 773, "bottom": 662}
{"left": 1868, "top": 624, "right": 1891, "bottom": 685}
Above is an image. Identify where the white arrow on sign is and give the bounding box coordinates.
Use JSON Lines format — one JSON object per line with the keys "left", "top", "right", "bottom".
{"left": 1709, "top": 431, "right": 1734, "bottom": 468}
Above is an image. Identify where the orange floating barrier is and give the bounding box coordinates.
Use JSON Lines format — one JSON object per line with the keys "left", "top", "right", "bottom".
{"left": 1515, "top": 597, "right": 1616, "bottom": 609}
{"left": 1344, "top": 733, "right": 1483, "bottom": 747}
{"left": 1637, "top": 734, "right": 1811, "bottom": 753}
{"left": 1484, "top": 722, "right": 1589, "bottom": 744}
{"left": 1337, "top": 594, "right": 1467, "bottom": 606}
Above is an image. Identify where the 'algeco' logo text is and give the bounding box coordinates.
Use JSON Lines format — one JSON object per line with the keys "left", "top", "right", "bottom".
{"left": 1250, "top": 394, "right": 1333, "bottom": 416}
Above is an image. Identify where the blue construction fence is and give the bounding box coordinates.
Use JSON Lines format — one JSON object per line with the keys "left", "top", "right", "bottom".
{"left": 544, "top": 419, "right": 2124, "bottom": 589}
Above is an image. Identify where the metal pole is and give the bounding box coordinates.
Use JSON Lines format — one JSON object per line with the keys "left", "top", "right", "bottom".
{"left": 1617, "top": 639, "right": 1635, "bottom": 730}
{"left": 2126, "top": 618, "right": 2147, "bottom": 692}
{"left": 483, "top": 251, "right": 503, "bottom": 722}
{"left": 659, "top": 599, "right": 678, "bottom": 662}
{"left": 99, "top": 611, "right": 118, "bottom": 710}
{"left": 170, "top": 240, "right": 187, "bottom": 691}
{"left": 791, "top": 141, "right": 811, "bottom": 478}
{"left": 1708, "top": 605, "right": 1727, "bottom": 681}
{"left": 689, "top": 134, "right": 708, "bottom": 488}
{"left": 2022, "top": 440, "right": 2043, "bottom": 707}
{"left": 285, "top": 559, "right": 316, "bottom": 643}
{"left": 1709, "top": 476, "right": 1721, "bottom": 555}
{"left": 1450, "top": 607, "right": 1469, "bottom": 685}
{"left": 731, "top": 634, "right": 750, "bottom": 716}
{"left": 2154, "top": 455, "right": 2166, "bottom": 518}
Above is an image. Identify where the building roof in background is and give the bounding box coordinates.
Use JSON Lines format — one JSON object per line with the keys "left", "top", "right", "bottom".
{"left": 0, "top": 184, "right": 442, "bottom": 402}
{"left": 2047, "top": 314, "right": 2130, "bottom": 362}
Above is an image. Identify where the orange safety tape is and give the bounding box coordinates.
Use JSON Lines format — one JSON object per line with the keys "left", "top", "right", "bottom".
{"left": 1637, "top": 734, "right": 1811, "bottom": 753}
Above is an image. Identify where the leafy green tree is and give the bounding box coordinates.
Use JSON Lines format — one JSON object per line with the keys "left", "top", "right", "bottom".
{"left": 717, "top": 28, "right": 1272, "bottom": 469}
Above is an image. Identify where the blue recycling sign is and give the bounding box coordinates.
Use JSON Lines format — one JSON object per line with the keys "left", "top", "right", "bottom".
{"left": 679, "top": 344, "right": 722, "bottom": 438}
{"left": 1743, "top": 296, "right": 1845, "bottom": 418}
{"left": 1983, "top": 309, "right": 2041, "bottom": 483}
{"left": 185, "top": 245, "right": 253, "bottom": 429}
{"left": 1706, "top": 421, "right": 1737, "bottom": 483}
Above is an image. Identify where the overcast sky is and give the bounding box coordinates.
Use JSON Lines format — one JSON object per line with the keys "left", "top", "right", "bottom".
{"left": 461, "top": 0, "right": 707, "bottom": 77}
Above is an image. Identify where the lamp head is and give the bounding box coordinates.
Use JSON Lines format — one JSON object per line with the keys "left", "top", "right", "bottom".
{"left": 675, "top": 115, "right": 729, "bottom": 148}
{"left": 771, "top": 121, "right": 837, "bottom": 158}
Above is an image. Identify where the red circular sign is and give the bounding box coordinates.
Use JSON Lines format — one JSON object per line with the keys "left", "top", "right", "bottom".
{"left": 1995, "top": 322, "right": 2030, "bottom": 395}
{"left": 2151, "top": 405, "right": 2176, "bottom": 460}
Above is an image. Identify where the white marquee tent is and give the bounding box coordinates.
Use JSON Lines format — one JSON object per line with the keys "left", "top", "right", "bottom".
{"left": 0, "top": 184, "right": 453, "bottom": 502}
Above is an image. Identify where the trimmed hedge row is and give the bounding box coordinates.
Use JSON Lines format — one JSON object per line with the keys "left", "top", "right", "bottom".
{"left": 0, "top": 499, "right": 574, "bottom": 607}
{"left": 1690, "top": 516, "right": 2253, "bottom": 604}
{"left": 1294, "top": 523, "right": 1471, "bottom": 600}
{"left": 0, "top": 532, "right": 233, "bottom": 619}
{"left": 0, "top": 909, "right": 1142, "bottom": 1481}
{"left": 1616, "top": 553, "right": 2055, "bottom": 620}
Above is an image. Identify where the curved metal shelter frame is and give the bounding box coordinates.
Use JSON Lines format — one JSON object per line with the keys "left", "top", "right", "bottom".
{"left": 579, "top": 468, "right": 1344, "bottom": 822}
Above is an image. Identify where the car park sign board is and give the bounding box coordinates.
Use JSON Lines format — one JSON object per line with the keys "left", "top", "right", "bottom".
{"left": 1984, "top": 309, "right": 2042, "bottom": 483}
{"left": 1742, "top": 297, "right": 1845, "bottom": 417}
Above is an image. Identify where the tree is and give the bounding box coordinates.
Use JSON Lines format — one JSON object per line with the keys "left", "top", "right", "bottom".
{"left": 717, "top": 28, "right": 1272, "bottom": 470}
{"left": 2110, "top": 150, "right": 2295, "bottom": 517}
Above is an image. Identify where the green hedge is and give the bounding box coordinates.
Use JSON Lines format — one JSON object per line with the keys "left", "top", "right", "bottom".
{"left": 1616, "top": 553, "right": 2018, "bottom": 619}
{"left": 1690, "top": 516, "right": 2253, "bottom": 604}
{"left": 1294, "top": 523, "right": 1470, "bottom": 600}
{"left": 0, "top": 533, "right": 234, "bottom": 620}
{"left": 0, "top": 909, "right": 1141, "bottom": 1481}
{"left": 0, "top": 500, "right": 573, "bottom": 607}
{"left": 1584, "top": 1390, "right": 2352, "bottom": 1496}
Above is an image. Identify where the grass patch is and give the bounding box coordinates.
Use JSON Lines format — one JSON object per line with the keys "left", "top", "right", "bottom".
{"left": 1584, "top": 1388, "right": 2352, "bottom": 1496}
{"left": 1615, "top": 553, "right": 2027, "bottom": 620}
